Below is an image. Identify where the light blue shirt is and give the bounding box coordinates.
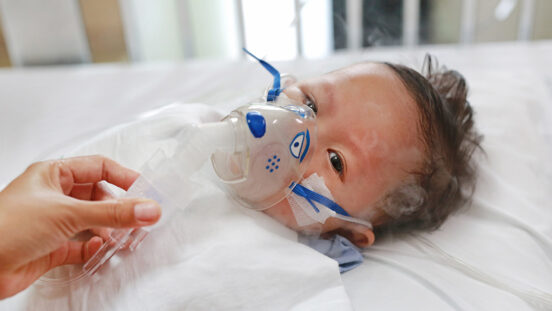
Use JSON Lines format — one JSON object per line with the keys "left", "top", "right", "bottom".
{"left": 299, "top": 235, "right": 364, "bottom": 273}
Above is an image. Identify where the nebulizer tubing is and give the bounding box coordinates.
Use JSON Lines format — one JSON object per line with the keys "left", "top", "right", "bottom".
{"left": 359, "top": 169, "right": 552, "bottom": 308}
{"left": 409, "top": 235, "right": 552, "bottom": 310}
{"left": 360, "top": 174, "right": 552, "bottom": 308}
{"left": 367, "top": 234, "right": 552, "bottom": 310}
{"left": 403, "top": 193, "right": 552, "bottom": 309}
{"left": 362, "top": 252, "right": 463, "bottom": 311}
{"left": 475, "top": 166, "right": 552, "bottom": 261}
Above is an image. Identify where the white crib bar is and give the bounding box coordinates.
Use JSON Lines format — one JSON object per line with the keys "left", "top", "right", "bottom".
{"left": 177, "top": 0, "right": 196, "bottom": 59}
{"left": 0, "top": 0, "right": 90, "bottom": 66}
{"left": 460, "top": 0, "right": 477, "bottom": 44}
{"left": 117, "top": 0, "right": 140, "bottom": 61}
{"left": 294, "top": 0, "right": 304, "bottom": 57}
{"left": 235, "top": 0, "right": 247, "bottom": 55}
{"left": 346, "top": 0, "right": 363, "bottom": 50}
{"left": 402, "top": 0, "right": 420, "bottom": 46}
{"left": 518, "top": 0, "right": 535, "bottom": 41}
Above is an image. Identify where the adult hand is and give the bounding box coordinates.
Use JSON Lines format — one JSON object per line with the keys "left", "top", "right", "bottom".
{"left": 0, "top": 155, "right": 161, "bottom": 299}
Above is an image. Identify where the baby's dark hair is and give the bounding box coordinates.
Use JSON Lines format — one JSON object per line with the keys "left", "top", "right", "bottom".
{"left": 375, "top": 55, "right": 482, "bottom": 234}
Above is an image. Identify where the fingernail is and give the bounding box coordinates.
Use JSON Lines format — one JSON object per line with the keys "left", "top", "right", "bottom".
{"left": 134, "top": 202, "right": 161, "bottom": 223}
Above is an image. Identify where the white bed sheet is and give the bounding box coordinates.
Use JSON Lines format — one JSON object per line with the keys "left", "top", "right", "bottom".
{"left": 1, "top": 41, "right": 551, "bottom": 310}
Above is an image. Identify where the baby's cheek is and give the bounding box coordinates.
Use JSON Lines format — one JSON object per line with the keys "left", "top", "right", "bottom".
{"left": 318, "top": 217, "right": 343, "bottom": 233}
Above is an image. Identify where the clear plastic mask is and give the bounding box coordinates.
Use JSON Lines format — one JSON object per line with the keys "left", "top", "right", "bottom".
{"left": 212, "top": 94, "right": 317, "bottom": 210}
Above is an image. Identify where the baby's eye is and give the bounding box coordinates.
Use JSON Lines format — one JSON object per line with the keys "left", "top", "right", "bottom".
{"left": 328, "top": 150, "right": 343, "bottom": 175}
{"left": 304, "top": 97, "right": 318, "bottom": 114}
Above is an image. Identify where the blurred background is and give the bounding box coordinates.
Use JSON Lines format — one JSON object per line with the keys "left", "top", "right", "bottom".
{"left": 0, "top": 0, "right": 550, "bottom": 67}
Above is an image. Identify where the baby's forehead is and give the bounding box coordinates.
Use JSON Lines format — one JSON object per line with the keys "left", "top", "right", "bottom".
{"left": 325, "top": 62, "right": 390, "bottom": 78}
{"left": 316, "top": 61, "right": 423, "bottom": 159}
{"left": 307, "top": 63, "right": 408, "bottom": 100}
{"left": 301, "top": 62, "right": 400, "bottom": 91}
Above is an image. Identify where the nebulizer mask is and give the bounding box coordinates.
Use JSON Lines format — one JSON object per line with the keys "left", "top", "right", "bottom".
{"left": 40, "top": 49, "right": 371, "bottom": 286}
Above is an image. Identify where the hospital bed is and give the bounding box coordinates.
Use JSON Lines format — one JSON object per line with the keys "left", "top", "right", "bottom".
{"left": 0, "top": 41, "right": 551, "bottom": 310}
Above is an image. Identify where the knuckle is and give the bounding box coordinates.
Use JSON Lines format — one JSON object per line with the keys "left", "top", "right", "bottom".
{"left": 25, "top": 161, "right": 40, "bottom": 172}
{"left": 26, "top": 160, "right": 50, "bottom": 173}
{"left": 60, "top": 200, "right": 85, "bottom": 234}
{"left": 90, "top": 154, "right": 107, "bottom": 162}
{"left": 28, "top": 159, "right": 60, "bottom": 177}
{"left": 49, "top": 160, "right": 64, "bottom": 174}
{"left": 106, "top": 199, "right": 127, "bottom": 227}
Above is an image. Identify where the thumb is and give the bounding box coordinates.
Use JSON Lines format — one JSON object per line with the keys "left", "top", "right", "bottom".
{"left": 75, "top": 198, "right": 161, "bottom": 229}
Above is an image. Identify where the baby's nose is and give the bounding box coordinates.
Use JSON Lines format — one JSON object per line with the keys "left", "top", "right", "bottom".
{"left": 281, "top": 85, "right": 303, "bottom": 102}
{"left": 280, "top": 74, "right": 298, "bottom": 88}
{"left": 302, "top": 145, "right": 325, "bottom": 179}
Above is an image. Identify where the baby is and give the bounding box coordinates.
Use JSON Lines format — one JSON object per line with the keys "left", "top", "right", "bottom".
{"left": 0, "top": 56, "right": 482, "bottom": 309}
{"left": 75, "top": 55, "right": 481, "bottom": 266}
{"left": 262, "top": 56, "right": 481, "bottom": 248}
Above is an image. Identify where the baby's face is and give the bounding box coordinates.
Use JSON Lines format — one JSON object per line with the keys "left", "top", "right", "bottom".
{"left": 264, "top": 63, "right": 424, "bottom": 247}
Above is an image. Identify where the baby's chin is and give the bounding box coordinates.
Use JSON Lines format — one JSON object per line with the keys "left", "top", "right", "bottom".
{"left": 262, "top": 199, "right": 324, "bottom": 234}
{"left": 263, "top": 200, "right": 297, "bottom": 228}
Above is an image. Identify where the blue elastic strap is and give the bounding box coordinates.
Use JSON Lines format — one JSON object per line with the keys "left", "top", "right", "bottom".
{"left": 290, "top": 183, "right": 351, "bottom": 217}
{"left": 243, "top": 48, "right": 282, "bottom": 101}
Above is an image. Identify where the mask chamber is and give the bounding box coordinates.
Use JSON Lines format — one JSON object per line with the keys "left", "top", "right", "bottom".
{"left": 211, "top": 96, "right": 317, "bottom": 210}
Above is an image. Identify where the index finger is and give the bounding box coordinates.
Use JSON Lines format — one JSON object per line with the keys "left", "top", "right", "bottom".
{"left": 59, "top": 155, "right": 139, "bottom": 191}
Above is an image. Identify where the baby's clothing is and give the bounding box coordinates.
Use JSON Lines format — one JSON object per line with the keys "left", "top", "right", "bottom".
{"left": 299, "top": 235, "right": 364, "bottom": 273}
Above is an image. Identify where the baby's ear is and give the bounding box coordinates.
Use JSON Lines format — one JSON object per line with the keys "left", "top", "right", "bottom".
{"left": 338, "top": 225, "right": 375, "bottom": 248}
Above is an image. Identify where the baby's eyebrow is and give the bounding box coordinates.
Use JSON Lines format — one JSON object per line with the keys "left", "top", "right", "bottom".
{"left": 345, "top": 133, "right": 365, "bottom": 160}
{"left": 311, "top": 82, "right": 336, "bottom": 114}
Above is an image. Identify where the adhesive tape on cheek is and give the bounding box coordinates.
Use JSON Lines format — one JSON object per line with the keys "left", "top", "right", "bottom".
{"left": 288, "top": 194, "right": 318, "bottom": 227}
{"left": 287, "top": 173, "right": 337, "bottom": 226}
